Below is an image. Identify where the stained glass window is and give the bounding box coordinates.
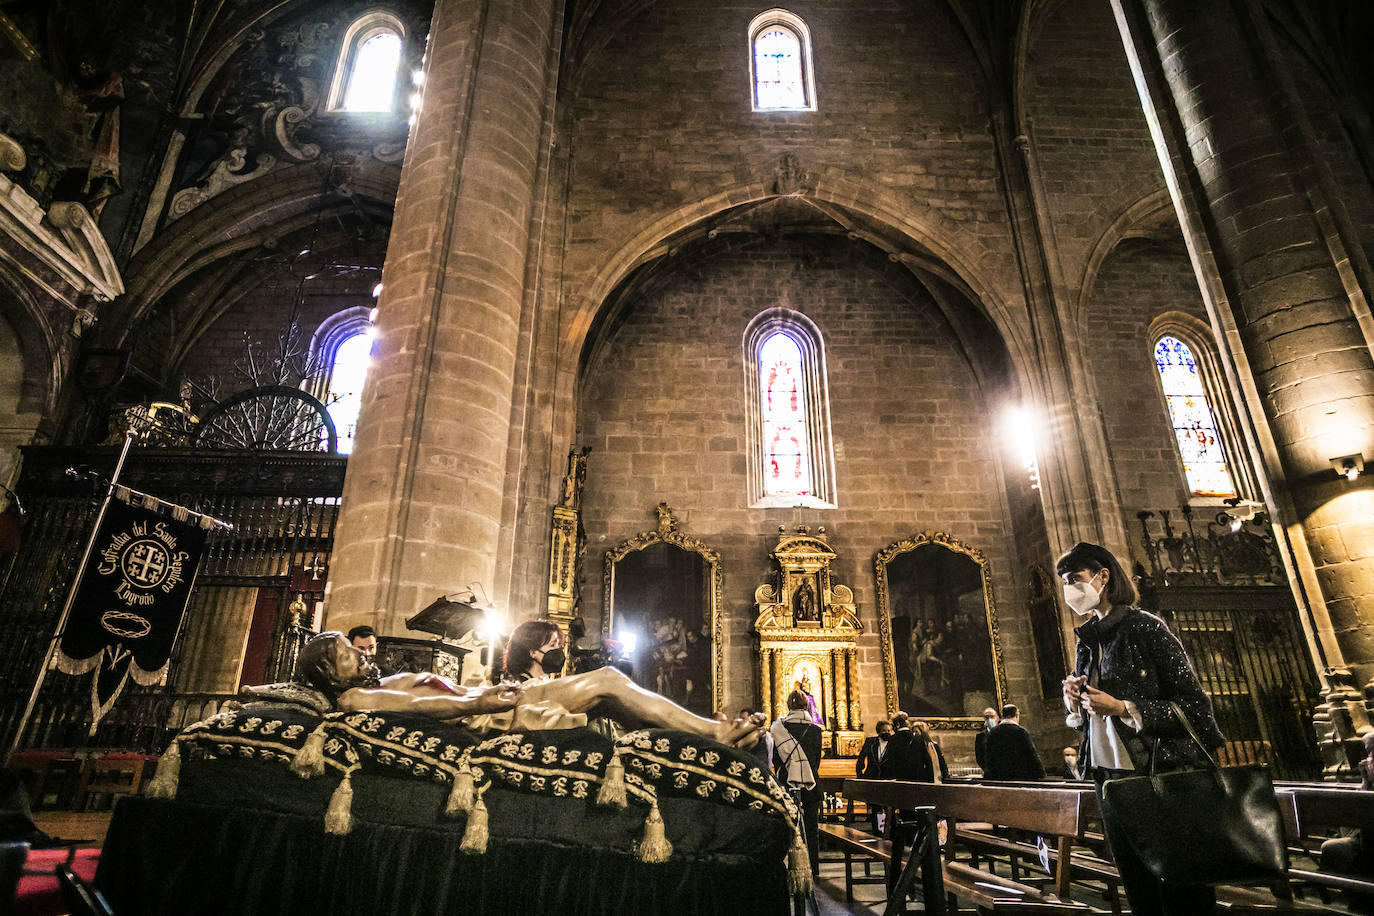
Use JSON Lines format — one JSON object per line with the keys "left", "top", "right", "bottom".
{"left": 753, "top": 26, "right": 806, "bottom": 109}
{"left": 759, "top": 331, "right": 813, "bottom": 496}
{"left": 342, "top": 31, "right": 402, "bottom": 112}
{"left": 1154, "top": 335, "right": 1236, "bottom": 498}
{"left": 326, "top": 331, "right": 372, "bottom": 454}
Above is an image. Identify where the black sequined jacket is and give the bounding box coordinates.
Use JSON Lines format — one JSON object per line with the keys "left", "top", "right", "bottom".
{"left": 1072, "top": 606, "right": 1224, "bottom": 772}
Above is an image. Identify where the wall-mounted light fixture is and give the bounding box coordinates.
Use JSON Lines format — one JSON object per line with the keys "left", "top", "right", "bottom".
{"left": 1330, "top": 454, "right": 1365, "bottom": 482}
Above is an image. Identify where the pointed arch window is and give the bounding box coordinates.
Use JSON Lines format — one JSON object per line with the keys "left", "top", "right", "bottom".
{"left": 749, "top": 10, "right": 816, "bottom": 111}
{"left": 1153, "top": 334, "right": 1237, "bottom": 498}
{"left": 744, "top": 311, "right": 835, "bottom": 507}
{"left": 328, "top": 12, "right": 406, "bottom": 113}
{"left": 310, "top": 307, "right": 374, "bottom": 454}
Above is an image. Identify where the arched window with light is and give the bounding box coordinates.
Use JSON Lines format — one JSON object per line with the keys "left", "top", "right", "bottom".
{"left": 744, "top": 310, "right": 836, "bottom": 507}
{"left": 327, "top": 12, "right": 406, "bottom": 113}
{"left": 311, "top": 307, "right": 375, "bottom": 454}
{"left": 748, "top": 10, "right": 817, "bottom": 112}
{"left": 1153, "top": 334, "right": 1238, "bottom": 499}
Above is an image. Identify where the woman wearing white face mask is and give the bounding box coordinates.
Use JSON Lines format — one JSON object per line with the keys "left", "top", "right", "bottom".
{"left": 1055, "top": 541, "right": 1223, "bottom": 916}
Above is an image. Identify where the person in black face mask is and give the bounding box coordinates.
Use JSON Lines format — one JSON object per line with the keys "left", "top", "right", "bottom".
{"left": 293, "top": 627, "right": 764, "bottom": 746}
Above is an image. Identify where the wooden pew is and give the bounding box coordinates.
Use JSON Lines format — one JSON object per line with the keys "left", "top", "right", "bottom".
{"left": 845, "top": 779, "right": 1097, "bottom": 914}
{"left": 1271, "top": 785, "right": 1374, "bottom": 907}
{"left": 816, "top": 822, "right": 894, "bottom": 903}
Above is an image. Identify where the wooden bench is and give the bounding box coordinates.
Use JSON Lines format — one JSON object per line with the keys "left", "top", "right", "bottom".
{"left": 845, "top": 779, "right": 1097, "bottom": 914}
{"left": 817, "top": 822, "right": 893, "bottom": 902}
{"left": 1271, "top": 785, "right": 1374, "bottom": 908}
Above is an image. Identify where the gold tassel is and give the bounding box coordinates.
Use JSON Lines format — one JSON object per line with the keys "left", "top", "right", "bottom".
{"left": 145, "top": 739, "right": 182, "bottom": 798}
{"left": 460, "top": 785, "right": 490, "bottom": 855}
{"left": 635, "top": 799, "right": 673, "bottom": 863}
{"left": 324, "top": 770, "right": 354, "bottom": 835}
{"left": 596, "top": 743, "right": 627, "bottom": 808}
{"left": 787, "top": 822, "right": 813, "bottom": 895}
{"left": 446, "top": 760, "right": 475, "bottom": 817}
{"left": 291, "top": 723, "right": 327, "bottom": 778}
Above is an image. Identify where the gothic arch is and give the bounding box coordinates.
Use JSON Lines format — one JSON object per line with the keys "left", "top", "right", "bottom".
{"left": 108, "top": 161, "right": 400, "bottom": 347}
{"left": 564, "top": 171, "right": 1034, "bottom": 393}
{"left": 1073, "top": 187, "right": 1179, "bottom": 334}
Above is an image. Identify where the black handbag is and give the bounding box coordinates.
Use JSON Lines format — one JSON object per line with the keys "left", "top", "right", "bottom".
{"left": 1100, "top": 702, "right": 1288, "bottom": 886}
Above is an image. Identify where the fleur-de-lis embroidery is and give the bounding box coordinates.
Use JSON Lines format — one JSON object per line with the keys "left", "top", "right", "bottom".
{"left": 553, "top": 777, "right": 568, "bottom": 796}
{"left": 403, "top": 731, "right": 422, "bottom": 747}
{"left": 422, "top": 737, "right": 440, "bottom": 753}
{"left": 325, "top": 738, "right": 344, "bottom": 754}
{"left": 585, "top": 752, "right": 604, "bottom": 768}
{"left": 674, "top": 771, "right": 690, "bottom": 788}
{"left": 517, "top": 744, "right": 535, "bottom": 760}
{"left": 217, "top": 743, "right": 233, "bottom": 755}
{"left": 363, "top": 717, "right": 384, "bottom": 733}
{"left": 750, "top": 800, "right": 764, "bottom": 810}
{"left": 378, "top": 750, "right": 395, "bottom": 765}
{"left": 727, "top": 761, "right": 745, "bottom": 776}
{"left": 282, "top": 725, "right": 304, "bottom": 740}
{"left": 701, "top": 751, "right": 719, "bottom": 767}
{"left": 441, "top": 745, "right": 460, "bottom": 761}
{"left": 499, "top": 744, "right": 519, "bottom": 758}
{"left": 242, "top": 717, "right": 263, "bottom": 732}
{"left": 629, "top": 757, "right": 644, "bottom": 770}
{"left": 748, "top": 767, "right": 763, "bottom": 784}
{"left": 508, "top": 771, "right": 524, "bottom": 785}
{"left": 634, "top": 735, "right": 652, "bottom": 749}
{"left": 562, "top": 750, "right": 582, "bottom": 765}
{"left": 261, "top": 720, "right": 282, "bottom": 734}
{"left": 542, "top": 747, "right": 558, "bottom": 764}
{"left": 572, "top": 781, "right": 588, "bottom": 798}
{"left": 696, "top": 783, "right": 712, "bottom": 798}
{"left": 345, "top": 713, "right": 367, "bottom": 726}
{"left": 413, "top": 764, "right": 429, "bottom": 777}
{"left": 530, "top": 776, "right": 547, "bottom": 791}
{"left": 385, "top": 726, "right": 406, "bottom": 742}
{"left": 654, "top": 738, "right": 671, "bottom": 752}
{"left": 646, "top": 762, "right": 662, "bottom": 779}
{"left": 724, "top": 787, "right": 740, "bottom": 802}
{"left": 679, "top": 746, "right": 698, "bottom": 762}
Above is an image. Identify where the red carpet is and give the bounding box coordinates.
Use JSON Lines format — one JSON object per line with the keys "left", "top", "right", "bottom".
{"left": 14, "top": 847, "right": 101, "bottom": 916}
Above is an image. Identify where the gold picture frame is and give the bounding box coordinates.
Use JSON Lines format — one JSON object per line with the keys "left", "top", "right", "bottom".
{"left": 603, "top": 503, "right": 723, "bottom": 716}
{"left": 874, "top": 530, "right": 1006, "bottom": 729}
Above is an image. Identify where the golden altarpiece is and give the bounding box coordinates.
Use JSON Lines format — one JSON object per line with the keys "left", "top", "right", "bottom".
{"left": 752, "top": 526, "right": 864, "bottom": 755}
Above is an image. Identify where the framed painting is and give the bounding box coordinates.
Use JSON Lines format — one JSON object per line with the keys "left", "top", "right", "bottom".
{"left": 875, "top": 531, "right": 1005, "bottom": 726}
{"left": 603, "top": 504, "right": 722, "bottom": 717}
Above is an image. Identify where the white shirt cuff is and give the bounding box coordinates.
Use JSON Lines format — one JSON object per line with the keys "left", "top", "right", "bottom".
{"left": 1119, "top": 700, "right": 1143, "bottom": 732}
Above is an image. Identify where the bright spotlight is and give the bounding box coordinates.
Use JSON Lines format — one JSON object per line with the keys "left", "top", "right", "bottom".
{"left": 618, "top": 629, "right": 638, "bottom": 656}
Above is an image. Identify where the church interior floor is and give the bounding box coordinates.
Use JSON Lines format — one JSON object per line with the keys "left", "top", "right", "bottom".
{"left": 31, "top": 810, "right": 112, "bottom": 847}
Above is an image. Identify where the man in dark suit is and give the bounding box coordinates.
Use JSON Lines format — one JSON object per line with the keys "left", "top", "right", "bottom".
{"left": 856, "top": 719, "right": 892, "bottom": 779}
{"left": 982, "top": 703, "right": 1046, "bottom": 781}
{"left": 879, "top": 713, "right": 934, "bottom": 782}
{"left": 975, "top": 706, "right": 998, "bottom": 773}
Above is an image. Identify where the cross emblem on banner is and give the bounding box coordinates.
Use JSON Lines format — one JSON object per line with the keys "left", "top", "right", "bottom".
{"left": 122, "top": 541, "right": 169, "bottom": 587}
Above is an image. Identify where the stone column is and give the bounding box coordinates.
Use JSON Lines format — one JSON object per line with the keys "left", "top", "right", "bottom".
{"left": 1113, "top": 0, "right": 1374, "bottom": 683}
{"left": 326, "top": 0, "right": 562, "bottom": 633}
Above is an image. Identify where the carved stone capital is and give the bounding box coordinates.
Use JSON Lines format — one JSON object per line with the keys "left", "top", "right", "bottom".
{"left": 48, "top": 201, "right": 89, "bottom": 229}
{"left": 0, "top": 132, "right": 24, "bottom": 172}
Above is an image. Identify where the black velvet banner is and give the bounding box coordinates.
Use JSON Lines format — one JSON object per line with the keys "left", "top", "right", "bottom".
{"left": 56, "top": 495, "right": 207, "bottom": 726}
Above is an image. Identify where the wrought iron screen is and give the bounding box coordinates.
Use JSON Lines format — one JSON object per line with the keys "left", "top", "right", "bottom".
{"left": 0, "top": 446, "right": 345, "bottom": 753}
{"left": 1133, "top": 506, "right": 1323, "bottom": 779}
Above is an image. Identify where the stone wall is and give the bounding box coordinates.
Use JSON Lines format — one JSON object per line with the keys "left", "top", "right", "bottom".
{"left": 576, "top": 233, "right": 1047, "bottom": 746}
{"left": 1081, "top": 237, "right": 1216, "bottom": 526}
